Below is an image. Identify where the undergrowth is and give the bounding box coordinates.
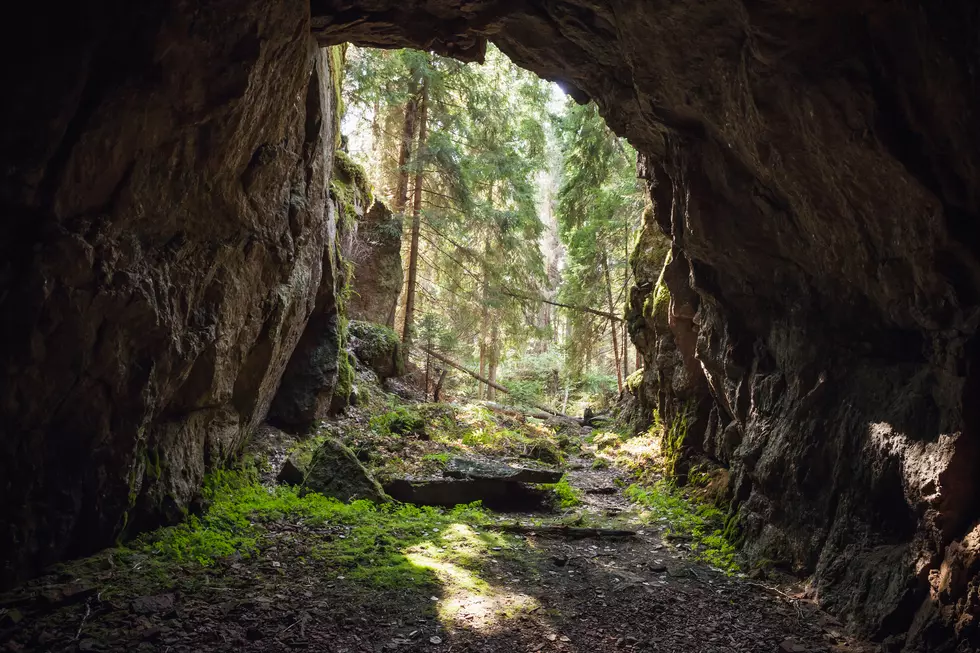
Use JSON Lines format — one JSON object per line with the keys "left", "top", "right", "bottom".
{"left": 536, "top": 476, "right": 582, "bottom": 510}
{"left": 625, "top": 481, "right": 739, "bottom": 574}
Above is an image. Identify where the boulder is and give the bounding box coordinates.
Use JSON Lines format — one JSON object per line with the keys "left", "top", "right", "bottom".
{"left": 277, "top": 448, "right": 315, "bottom": 486}
{"left": 302, "top": 438, "right": 387, "bottom": 503}
{"left": 443, "top": 457, "right": 562, "bottom": 484}
{"left": 344, "top": 201, "right": 404, "bottom": 328}
{"left": 348, "top": 320, "right": 404, "bottom": 381}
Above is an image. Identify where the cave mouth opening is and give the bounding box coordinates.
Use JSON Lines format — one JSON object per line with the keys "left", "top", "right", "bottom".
{"left": 335, "top": 42, "right": 655, "bottom": 406}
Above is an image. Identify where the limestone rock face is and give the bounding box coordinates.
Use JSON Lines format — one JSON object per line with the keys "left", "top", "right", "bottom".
{"left": 0, "top": 2, "right": 339, "bottom": 586}
{"left": 314, "top": 1, "right": 980, "bottom": 646}
{"left": 345, "top": 200, "right": 404, "bottom": 328}
{"left": 348, "top": 320, "right": 404, "bottom": 382}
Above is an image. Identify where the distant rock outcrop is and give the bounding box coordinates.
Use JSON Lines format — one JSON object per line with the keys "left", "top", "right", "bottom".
{"left": 345, "top": 200, "right": 404, "bottom": 329}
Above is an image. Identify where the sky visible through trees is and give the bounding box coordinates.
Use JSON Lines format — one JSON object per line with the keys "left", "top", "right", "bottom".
{"left": 342, "top": 45, "right": 652, "bottom": 415}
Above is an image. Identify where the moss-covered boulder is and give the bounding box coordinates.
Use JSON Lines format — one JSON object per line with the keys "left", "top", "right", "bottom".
{"left": 348, "top": 320, "right": 404, "bottom": 381}
{"left": 525, "top": 440, "right": 563, "bottom": 465}
{"left": 302, "top": 437, "right": 388, "bottom": 503}
{"left": 277, "top": 447, "right": 316, "bottom": 486}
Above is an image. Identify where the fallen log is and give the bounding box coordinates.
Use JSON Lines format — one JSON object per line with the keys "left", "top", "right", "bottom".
{"left": 483, "top": 401, "right": 561, "bottom": 422}
{"left": 488, "top": 524, "right": 637, "bottom": 539}
{"left": 420, "top": 347, "right": 573, "bottom": 419}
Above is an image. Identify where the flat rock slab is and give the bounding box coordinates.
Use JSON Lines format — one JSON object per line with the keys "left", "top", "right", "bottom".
{"left": 384, "top": 478, "right": 549, "bottom": 511}
{"left": 443, "top": 457, "right": 562, "bottom": 483}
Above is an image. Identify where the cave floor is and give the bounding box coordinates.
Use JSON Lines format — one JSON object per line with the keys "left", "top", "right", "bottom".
{"left": 0, "top": 456, "right": 878, "bottom": 653}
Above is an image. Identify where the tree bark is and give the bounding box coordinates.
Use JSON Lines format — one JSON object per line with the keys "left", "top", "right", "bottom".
{"left": 402, "top": 76, "right": 428, "bottom": 347}
{"left": 487, "top": 321, "right": 499, "bottom": 401}
{"left": 393, "top": 84, "right": 418, "bottom": 215}
{"left": 602, "top": 254, "right": 624, "bottom": 393}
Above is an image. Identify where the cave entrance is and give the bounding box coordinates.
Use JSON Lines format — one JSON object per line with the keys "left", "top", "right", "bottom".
{"left": 337, "top": 44, "right": 663, "bottom": 411}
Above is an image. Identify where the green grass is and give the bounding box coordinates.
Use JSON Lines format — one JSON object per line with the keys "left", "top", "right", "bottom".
{"left": 625, "top": 481, "right": 739, "bottom": 574}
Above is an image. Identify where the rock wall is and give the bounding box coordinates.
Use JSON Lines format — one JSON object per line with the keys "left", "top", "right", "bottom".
{"left": 0, "top": 1, "right": 341, "bottom": 586}
{"left": 313, "top": 1, "right": 980, "bottom": 648}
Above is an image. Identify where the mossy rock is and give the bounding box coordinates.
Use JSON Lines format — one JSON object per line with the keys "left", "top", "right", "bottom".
{"left": 525, "top": 440, "right": 563, "bottom": 466}
{"left": 593, "top": 432, "right": 621, "bottom": 451}
{"left": 277, "top": 448, "right": 316, "bottom": 486}
{"left": 348, "top": 320, "right": 404, "bottom": 381}
{"left": 302, "top": 437, "right": 388, "bottom": 503}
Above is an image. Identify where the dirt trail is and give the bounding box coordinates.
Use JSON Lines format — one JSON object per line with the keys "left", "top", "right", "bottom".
{"left": 0, "top": 431, "right": 878, "bottom": 653}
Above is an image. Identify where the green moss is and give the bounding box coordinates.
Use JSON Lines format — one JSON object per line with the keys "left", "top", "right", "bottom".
{"left": 370, "top": 406, "right": 426, "bottom": 437}
{"left": 625, "top": 481, "right": 739, "bottom": 574}
{"left": 131, "top": 466, "right": 507, "bottom": 590}
{"left": 662, "top": 403, "right": 693, "bottom": 478}
{"left": 625, "top": 367, "right": 645, "bottom": 393}
{"left": 334, "top": 150, "right": 372, "bottom": 203}
{"left": 336, "top": 350, "right": 354, "bottom": 403}
{"left": 349, "top": 321, "right": 401, "bottom": 365}
{"left": 326, "top": 45, "right": 347, "bottom": 148}
{"left": 536, "top": 476, "right": 582, "bottom": 510}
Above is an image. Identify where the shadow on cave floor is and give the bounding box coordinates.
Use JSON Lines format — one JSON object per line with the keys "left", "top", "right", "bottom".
{"left": 0, "top": 458, "right": 879, "bottom": 653}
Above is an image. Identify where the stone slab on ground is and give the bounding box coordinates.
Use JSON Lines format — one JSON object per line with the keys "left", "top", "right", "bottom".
{"left": 384, "top": 478, "right": 549, "bottom": 510}
{"left": 443, "top": 457, "right": 562, "bottom": 483}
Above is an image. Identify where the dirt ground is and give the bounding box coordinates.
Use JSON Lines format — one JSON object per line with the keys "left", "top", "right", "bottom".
{"left": 1, "top": 448, "right": 882, "bottom": 653}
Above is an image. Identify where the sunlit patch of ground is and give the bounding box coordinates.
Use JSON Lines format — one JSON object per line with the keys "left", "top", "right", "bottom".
{"left": 404, "top": 523, "right": 541, "bottom": 631}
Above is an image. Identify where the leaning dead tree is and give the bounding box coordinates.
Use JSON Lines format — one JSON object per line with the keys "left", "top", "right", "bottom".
{"left": 420, "top": 346, "right": 574, "bottom": 419}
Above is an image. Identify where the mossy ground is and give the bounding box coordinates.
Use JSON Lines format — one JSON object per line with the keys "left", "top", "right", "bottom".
{"left": 584, "top": 409, "right": 742, "bottom": 575}
{"left": 337, "top": 400, "right": 575, "bottom": 483}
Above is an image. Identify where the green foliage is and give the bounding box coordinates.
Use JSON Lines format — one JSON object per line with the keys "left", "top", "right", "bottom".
{"left": 555, "top": 100, "right": 645, "bottom": 379}
{"left": 625, "top": 481, "right": 739, "bottom": 574}
{"left": 551, "top": 477, "right": 582, "bottom": 510}
{"left": 369, "top": 406, "right": 426, "bottom": 437}
{"left": 344, "top": 45, "right": 553, "bottom": 392}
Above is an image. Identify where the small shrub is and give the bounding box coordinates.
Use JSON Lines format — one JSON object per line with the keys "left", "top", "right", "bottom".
{"left": 369, "top": 406, "right": 425, "bottom": 438}
{"left": 538, "top": 476, "right": 581, "bottom": 511}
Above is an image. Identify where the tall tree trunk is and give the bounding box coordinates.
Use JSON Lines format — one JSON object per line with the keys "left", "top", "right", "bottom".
{"left": 401, "top": 76, "right": 429, "bottom": 347}
{"left": 478, "top": 235, "right": 490, "bottom": 400}
{"left": 393, "top": 85, "right": 418, "bottom": 215}
{"left": 487, "top": 322, "right": 499, "bottom": 401}
{"left": 602, "top": 254, "right": 624, "bottom": 393}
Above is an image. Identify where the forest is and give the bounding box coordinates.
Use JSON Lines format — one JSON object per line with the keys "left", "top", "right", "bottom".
{"left": 342, "top": 44, "right": 655, "bottom": 415}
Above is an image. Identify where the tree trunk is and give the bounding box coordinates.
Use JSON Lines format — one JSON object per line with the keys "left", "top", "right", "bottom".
{"left": 393, "top": 84, "right": 418, "bottom": 215}
{"left": 401, "top": 76, "right": 428, "bottom": 347}
{"left": 478, "top": 235, "right": 490, "bottom": 400}
{"left": 602, "top": 254, "right": 624, "bottom": 393}
{"left": 433, "top": 368, "right": 448, "bottom": 402}
{"left": 487, "top": 321, "right": 499, "bottom": 401}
